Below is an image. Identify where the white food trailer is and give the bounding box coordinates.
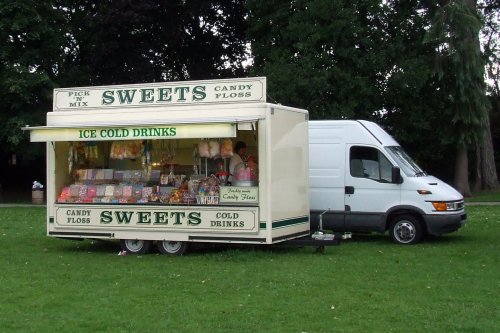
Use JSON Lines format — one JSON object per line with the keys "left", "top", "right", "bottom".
{"left": 24, "top": 77, "right": 335, "bottom": 255}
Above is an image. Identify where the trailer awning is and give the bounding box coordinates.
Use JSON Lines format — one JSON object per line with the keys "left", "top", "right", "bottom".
{"left": 22, "top": 122, "right": 242, "bottom": 142}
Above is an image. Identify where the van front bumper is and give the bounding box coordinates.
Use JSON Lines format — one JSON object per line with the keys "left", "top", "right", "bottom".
{"left": 423, "top": 212, "right": 467, "bottom": 236}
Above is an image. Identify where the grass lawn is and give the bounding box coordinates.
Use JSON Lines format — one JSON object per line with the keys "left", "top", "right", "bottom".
{"left": 0, "top": 206, "right": 498, "bottom": 332}
{"left": 466, "top": 190, "right": 500, "bottom": 202}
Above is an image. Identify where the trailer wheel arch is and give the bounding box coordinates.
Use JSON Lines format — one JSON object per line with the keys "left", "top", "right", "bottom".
{"left": 157, "top": 240, "right": 188, "bottom": 256}
{"left": 120, "top": 239, "right": 152, "bottom": 254}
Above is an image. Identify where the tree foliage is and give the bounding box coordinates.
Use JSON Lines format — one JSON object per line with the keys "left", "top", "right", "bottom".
{"left": 481, "top": 0, "right": 500, "bottom": 96}
{"left": 247, "top": 0, "right": 389, "bottom": 120}
{"left": 0, "top": 0, "right": 248, "bottom": 159}
{"left": 54, "top": 0, "right": 248, "bottom": 86}
{"left": 0, "top": 0, "right": 498, "bottom": 189}
{"left": 0, "top": 0, "right": 63, "bottom": 157}
{"left": 247, "top": 0, "right": 496, "bottom": 186}
{"left": 425, "top": 0, "right": 489, "bottom": 148}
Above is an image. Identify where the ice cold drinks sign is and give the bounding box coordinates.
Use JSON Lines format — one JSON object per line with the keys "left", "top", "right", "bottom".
{"left": 29, "top": 123, "right": 235, "bottom": 142}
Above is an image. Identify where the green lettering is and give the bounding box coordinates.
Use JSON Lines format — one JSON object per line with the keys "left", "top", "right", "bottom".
{"left": 100, "top": 211, "right": 113, "bottom": 224}
{"left": 137, "top": 212, "right": 151, "bottom": 224}
{"left": 117, "top": 90, "right": 137, "bottom": 104}
{"left": 114, "top": 211, "right": 133, "bottom": 224}
{"left": 188, "top": 212, "right": 201, "bottom": 225}
{"left": 102, "top": 91, "right": 115, "bottom": 105}
{"left": 153, "top": 212, "right": 169, "bottom": 224}
{"left": 140, "top": 88, "right": 155, "bottom": 103}
{"left": 170, "top": 212, "right": 185, "bottom": 225}
{"left": 192, "top": 85, "right": 206, "bottom": 101}
{"left": 158, "top": 88, "right": 172, "bottom": 102}
{"left": 174, "top": 87, "right": 189, "bottom": 101}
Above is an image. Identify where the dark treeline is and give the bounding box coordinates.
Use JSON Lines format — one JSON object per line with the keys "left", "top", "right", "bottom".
{"left": 0, "top": 0, "right": 498, "bottom": 195}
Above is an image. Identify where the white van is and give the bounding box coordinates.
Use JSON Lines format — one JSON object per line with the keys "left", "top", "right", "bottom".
{"left": 309, "top": 120, "right": 467, "bottom": 244}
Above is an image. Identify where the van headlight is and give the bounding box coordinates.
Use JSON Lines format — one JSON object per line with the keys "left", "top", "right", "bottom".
{"left": 431, "top": 201, "right": 464, "bottom": 211}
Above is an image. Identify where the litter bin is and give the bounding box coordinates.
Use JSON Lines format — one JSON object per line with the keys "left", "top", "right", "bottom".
{"left": 32, "top": 190, "right": 44, "bottom": 204}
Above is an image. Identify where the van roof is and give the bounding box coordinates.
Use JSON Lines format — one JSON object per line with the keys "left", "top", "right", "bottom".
{"left": 309, "top": 120, "right": 399, "bottom": 146}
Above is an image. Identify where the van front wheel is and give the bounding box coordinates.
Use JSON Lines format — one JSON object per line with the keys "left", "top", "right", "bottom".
{"left": 389, "top": 215, "right": 423, "bottom": 245}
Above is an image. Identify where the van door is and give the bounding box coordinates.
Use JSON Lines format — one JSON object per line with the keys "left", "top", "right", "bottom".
{"left": 344, "top": 145, "right": 401, "bottom": 232}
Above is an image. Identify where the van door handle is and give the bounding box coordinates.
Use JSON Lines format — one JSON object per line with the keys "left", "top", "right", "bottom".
{"left": 345, "top": 186, "right": 354, "bottom": 194}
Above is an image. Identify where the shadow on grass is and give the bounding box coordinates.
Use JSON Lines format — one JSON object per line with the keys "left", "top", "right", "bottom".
{"left": 56, "top": 238, "right": 119, "bottom": 254}
{"left": 335, "top": 231, "right": 470, "bottom": 246}
{"left": 54, "top": 238, "right": 328, "bottom": 257}
{"left": 50, "top": 231, "right": 470, "bottom": 257}
{"left": 344, "top": 232, "right": 388, "bottom": 244}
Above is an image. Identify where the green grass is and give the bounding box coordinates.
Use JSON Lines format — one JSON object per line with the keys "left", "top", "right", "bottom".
{"left": 466, "top": 190, "right": 500, "bottom": 202}
{"left": 1, "top": 206, "right": 499, "bottom": 332}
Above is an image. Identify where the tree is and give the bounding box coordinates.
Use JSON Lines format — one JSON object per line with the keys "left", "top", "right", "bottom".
{"left": 378, "top": 1, "right": 457, "bottom": 177}
{"left": 246, "top": 0, "right": 388, "bottom": 120}
{"left": 425, "top": 0, "right": 490, "bottom": 196}
{"left": 477, "top": 0, "right": 500, "bottom": 190}
{"left": 54, "top": 0, "right": 249, "bottom": 86}
{"left": 247, "top": 0, "right": 456, "bottom": 179}
{"left": 481, "top": 0, "right": 500, "bottom": 96}
{"left": 0, "top": 0, "right": 249, "bottom": 155}
{"left": 0, "top": 0, "right": 64, "bottom": 158}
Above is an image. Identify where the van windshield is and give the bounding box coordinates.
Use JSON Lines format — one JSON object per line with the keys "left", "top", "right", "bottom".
{"left": 385, "top": 146, "right": 427, "bottom": 177}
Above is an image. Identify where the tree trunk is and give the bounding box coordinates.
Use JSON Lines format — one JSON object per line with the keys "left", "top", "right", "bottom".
{"left": 474, "top": 145, "right": 482, "bottom": 191}
{"left": 454, "top": 147, "right": 472, "bottom": 197}
{"left": 474, "top": 115, "right": 499, "bottom": 190}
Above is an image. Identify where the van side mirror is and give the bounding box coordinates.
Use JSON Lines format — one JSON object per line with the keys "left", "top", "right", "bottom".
{"left": 392, "top": 166, "right": 402, "bottom": 184}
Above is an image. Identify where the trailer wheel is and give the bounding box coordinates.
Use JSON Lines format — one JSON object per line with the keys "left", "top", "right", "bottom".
{"left": 389, "top": 215, "right": 423, "bottom": 245}
{"left": 120, "top": 239, "right": 152, "bottom": 254}
{"left": 157, "top": 241, "right": 188, "bottom": 256}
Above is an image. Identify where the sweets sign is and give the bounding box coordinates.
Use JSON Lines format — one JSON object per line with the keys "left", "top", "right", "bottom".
{"left": 53, "top": 77, "right": 266, "bottom": 111}
{"left": 55, "top": 206, "right": 259, "bottom": 233}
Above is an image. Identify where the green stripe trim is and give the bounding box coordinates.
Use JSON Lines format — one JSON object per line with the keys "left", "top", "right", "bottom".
{"left": 272, "top": 216, "right": 309, "bottom": 229}
{"left": 260, "top": 216, "right": 309, "bottom": 229}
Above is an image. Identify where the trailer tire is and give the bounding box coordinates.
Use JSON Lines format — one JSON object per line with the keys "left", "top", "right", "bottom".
{"left": 157, "top": 241, "right": 188, "bottom": 256}
{"left": 120, "top": 239, "right": 152, "bottom": 254}
{"left": 389, "top": 215, "right": 423, "bottom": 245}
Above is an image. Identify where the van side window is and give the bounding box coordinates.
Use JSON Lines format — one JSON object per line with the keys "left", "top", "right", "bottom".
{"left": 350, "top": 146, "right": 393, "bottom": 182}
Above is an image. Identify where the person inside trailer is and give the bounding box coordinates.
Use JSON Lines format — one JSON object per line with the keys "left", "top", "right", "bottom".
{"left": 228, "top": 141, "right": 247, "bottom": 183}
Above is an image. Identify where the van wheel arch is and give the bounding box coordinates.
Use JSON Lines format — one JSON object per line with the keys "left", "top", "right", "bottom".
{"left": 385, "top": 207, "right": 427, "bottom": 232}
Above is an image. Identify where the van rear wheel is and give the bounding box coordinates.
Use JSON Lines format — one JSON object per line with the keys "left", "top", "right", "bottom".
{"left": 120, "top": 239, "right": 152, "bottom": 254}
{"left": 389, "top": 215, "right": 423, "bottom": 245}
{"left": 157, "top": 241, "right": 188, "bottom": 256}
